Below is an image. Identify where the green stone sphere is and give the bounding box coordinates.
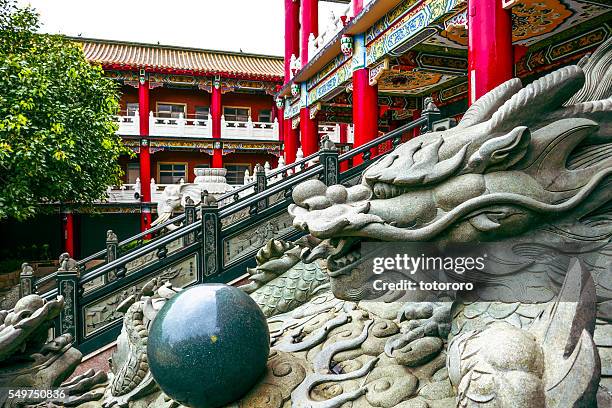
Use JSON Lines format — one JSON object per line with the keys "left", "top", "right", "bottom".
{"left": 147, "top": 284, "right": 270, "bottom": 408}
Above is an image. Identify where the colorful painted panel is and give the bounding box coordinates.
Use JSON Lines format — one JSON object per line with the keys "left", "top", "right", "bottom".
{"left": 306, "top": 54, "right": 350, "bottom": 91}
{"left": 429, "top": 0, "right": 611, "bottom": 48}
{"left": 307, "top": 62, "right": 351, "bottom": 105}
{"left": 284, "top": 99, "right": 301, "bottom": 119}
{"left": 366, "top": 0, "right": 421, "bottom": 44}
{"left": 512, "top": 0, "right": 608, "bottom": 46}
{"left": 378, "top": 70, "right": 457, "bottom": 95}
{"left": 515, "top": 24, "right": 611, "bottom": 77}
{"left": 366, "top": 0, "right": 465, "bottom": 66}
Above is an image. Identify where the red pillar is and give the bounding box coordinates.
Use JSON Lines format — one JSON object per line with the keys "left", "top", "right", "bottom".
{"left": 285, "top": 0, "right": 301, "bottom": 80}
{"left": 411, "top": 109, "right": 421, "bottom": 140}
{"left": 284, "top": 120, "right": 299, "bottom": 163}
{"left": 352, "top": 68, "right": 378, "bottom": 164}
{"left": 352, "top": 0, "right": 364, "bottom": 15}
{"left": 300, "top": 0, "right": 318, "bottom": 66}
{"left": 211, "top": 79, "right": 223, "bottom": 168}
{"left": 63, "top": 210, "right": 74, "bottom": 257}
{"left": 339, "top": 123, "right": 349, "bottom": 172}
{"left": 277, "top": 107, "right": 285, "bottom": 142}
{"left": 138, "top": 76, "right": 152, "bottom": 232}
{"left": 284, "top": 0, "right": 301, "bottom": 162}
{"left": 300, "top": 108, "right": 318, "bottom": 156}
{"left": 468, "top": 0, "right": 513, "bottom": 104}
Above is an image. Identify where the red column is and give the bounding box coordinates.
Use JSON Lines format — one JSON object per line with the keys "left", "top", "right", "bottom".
{"left": 352, "top": 68, "right": 378, "bottom": 164}
{"left": 411, "top": 109, "right": 421, "bottom": 140}
{"left": 467, "top": 0, "right": 513, "bottom": 104}
{"left": 277, "top": 107, "right": 285, "bottom": 143}
{"left": 298, "top": 0, "right": 319, "bottom": 152}
{"left": 285, "top": 0, "right": 301, "bottom": 80}
{"left": 63, "top": 210, "right": 74, "bottom": 257}
{"left": 138, "top": 76, "right": 152, "bottom": 232}
{"left": 300, "top": 0, "right": 318, "bottom": 66}
{"left": 352, "top": 0, "right": 364, "bottom": 15}
{"left": 284, "top": 0, "right": 301, "bottom": 162}
{"left": 211, "top": 79, "right": 223, "bottom": 168}
{"left": 339, "top": 123, "right": 349, "bottom": 172}
{"left": 300, "top": 108, "right": 318, "bottom": 156}
{"left": 284, "top": 120, "right": 299, "bottom": 163}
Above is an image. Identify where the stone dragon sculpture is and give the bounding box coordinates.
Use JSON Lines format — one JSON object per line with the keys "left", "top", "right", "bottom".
{"left": 10, "top": 39, "right": 610, "bottom": 408}
{"left": 283, "top": 38, "right": 612, "bottom": 407}
{"left": 0, "top": 295, "right": 107, "bottom": 407}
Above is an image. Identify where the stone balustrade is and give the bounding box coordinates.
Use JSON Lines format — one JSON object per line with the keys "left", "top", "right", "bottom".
{"left": 106, "top": 155, "right": 297, "bottom": 204}
{"left": 318, "top": 123, "right": 354, "bottom": 144}
{"left": 106, "top": 178, "right": 185, "bottom": 203}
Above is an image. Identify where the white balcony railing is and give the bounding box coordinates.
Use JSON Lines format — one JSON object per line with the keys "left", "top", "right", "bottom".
{"left": 222, "top": 116, "right": 279, "bottom": 140}
{"left": 115, "top": 115, "right": 139, "bottom": 135}
{"left": 115, "top": 112, "right": 279, "bottom": 140}
{"left": 318, "top": 123, "right": 353, "bottom": 144}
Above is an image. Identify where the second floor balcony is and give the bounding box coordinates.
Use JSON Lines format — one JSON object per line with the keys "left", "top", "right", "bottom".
{"left": 115, "top": 111, "right": 280, "bottom": 140}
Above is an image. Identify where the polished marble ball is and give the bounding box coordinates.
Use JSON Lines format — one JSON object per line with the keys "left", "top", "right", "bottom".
{"left": 147, "top": 284, "right": 270, "bottom": 408}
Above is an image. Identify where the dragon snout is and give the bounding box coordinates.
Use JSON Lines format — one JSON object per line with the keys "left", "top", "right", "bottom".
{"left": 292, "top": 179, "right": 330, "bottom": 210}
{"left": 292, "top": 179, "right": 372, "bottom": 211}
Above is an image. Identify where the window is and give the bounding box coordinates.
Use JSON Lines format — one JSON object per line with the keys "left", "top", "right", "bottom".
{"left": 225, "top": 164, "right": 250, "bottom": 185}
{"left": 159, "top": 163, "right": 187, "bottom": 184}
{"left": 258, "top": 109, "right": 272, "bottom": 123}
{"left": 127, "top": 163, "right": 140, "bottom": 183}
{"left": 195, "top": 106, "right": 210, "bottom": 120}
{"left": 157, "top": 103, "right": 186, "bottom": 118}
{"left": 223, "top": 107, "right": 250, "bottom": 122}
{"left": 126, "top": 102, "right": 139, "bottom": 117}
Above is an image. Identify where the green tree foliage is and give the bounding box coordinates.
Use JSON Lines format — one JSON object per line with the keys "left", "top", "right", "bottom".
{"left": 0, "top": 0, "right": 129, "bottom": 220}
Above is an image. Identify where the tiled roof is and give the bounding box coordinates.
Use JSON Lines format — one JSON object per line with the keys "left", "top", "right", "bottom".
{"left": 76, "top": 38, "right": 284, "bottom": 80}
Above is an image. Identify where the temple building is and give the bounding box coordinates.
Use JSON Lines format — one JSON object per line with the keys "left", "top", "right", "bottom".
{"left": 77, "top": 39, "right": 286, "bottom": 235}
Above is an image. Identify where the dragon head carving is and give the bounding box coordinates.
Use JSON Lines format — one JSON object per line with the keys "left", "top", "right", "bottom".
{"left": 289, "top": 39, "right": 611, "bottom": 301}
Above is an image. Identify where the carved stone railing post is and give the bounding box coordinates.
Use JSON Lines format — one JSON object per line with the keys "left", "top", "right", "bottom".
{"left": 149, "top": 111, "right": 155, "bottom": 132}
{"left": 272, "top": 117, "right": 279, "bottom": 140}
{"left": 106, "top": 230, "right": 118, "bottom": 282}
{"left": 56, "top": 254, "right": 80, "bottom": 344}
{"left": 319, "top": 135, "right": 339, "bottom": 186}
{"left": 184, "top": 196, "right": 196, "bottom": 246}
{"left": 421, "top": 96, "right": 441, "bottom": 133}
{"left": 200, "top": 191, "right": 221, "bottom": 280}
{"left": 19, "top": 263, "right": 34, "bottom": 298}
{"left": 177, "top": 112, "right": 186, "bottom": 136}
{"left": 254, "top": 163, "right": 268, "bottom": 212}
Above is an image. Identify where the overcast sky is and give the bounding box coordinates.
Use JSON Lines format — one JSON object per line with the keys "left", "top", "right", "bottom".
{"left": 17, "top": 0, "right": 348, "bottom": 56}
